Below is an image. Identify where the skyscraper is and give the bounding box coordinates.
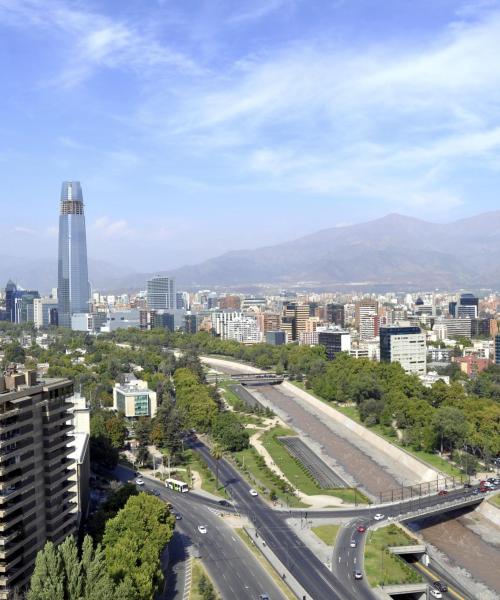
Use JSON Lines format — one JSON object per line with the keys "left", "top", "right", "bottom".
{"left": 57, "top": 182, "right": 90, "bottom": 328}
{"left": 147, "top": 276, "right": 176, "bottom": 310}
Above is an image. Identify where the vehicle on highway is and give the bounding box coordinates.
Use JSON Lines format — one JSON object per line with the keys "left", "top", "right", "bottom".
{"left": 249, "top": 488, "right": 259, "bottom": 497}
{"left": 357, "top": 525, "right": 366, "bottom": 533}
{"left": 479, "top": 486, "right": 488, "bottom": 493}
{"left": 432, "top": 581, "right": 448, "bottom": 593}
{"left": 135, "top": 478, "right": 144, "bottom": 486}
{"left": 151, "top": 489, "right": 160, "bottom": 497}
{"left": 349, "top": 539, "right": 357, "bottom": 548}
{"left": 437, "top": 490, "right": 448, "bottom": 496}
{"left": 429, "top": 589, "right": 442, "bottom": 599}
{"left": 198, "top": 525, "right": 207, "bottom": 534}
{"left": 353, "top": 570, "right": 363, "bottom": 580}
{"left": 374, "top": 513, "right": 385, "bottom": 520}
{"left": 165, "top": 478, "right": 189, "bottom": 493}
{"left": 218, "top": 499, "right": 232, "bottom": 507}
{"left": 172, "top": 512, "right": 182, "bottom": 520}
{"left": 258, "top": 595, "right": 270, "bottom": 600}
{"left": 472, "top": 488, "right": 480, "bottom": 495}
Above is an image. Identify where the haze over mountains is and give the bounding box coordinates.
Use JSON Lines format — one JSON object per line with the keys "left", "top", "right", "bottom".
{"left": 4, "top": 212, "right": 500, "bottom": 292}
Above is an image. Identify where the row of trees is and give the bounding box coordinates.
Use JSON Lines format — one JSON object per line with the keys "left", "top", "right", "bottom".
{"left": 28, "top": 493, "right": 176, "bottom": 600}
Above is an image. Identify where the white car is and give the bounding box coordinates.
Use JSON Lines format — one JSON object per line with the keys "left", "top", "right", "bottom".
{"left": 249, "top": 489, "right": 259, "bottom": 497}
{"left": 198, "top": 525, "right": 207, "bottom": 534}
{"left": 349, "top": 539, "right": 357, "bottom": 548}
{"left": 135, "top": 478, "right": 144, "bottom": 486}
{"left": 374, "top": 513, "right": 385, "bottom": 521}
{"left": 429, "top": 589, "right": 442, "bottom": 599}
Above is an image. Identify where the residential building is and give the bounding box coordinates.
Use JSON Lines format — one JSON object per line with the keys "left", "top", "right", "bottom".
{"left": 317, "top": 328, "right": 351, "bottom": 360}
{"left": 67, "top": 393, "right": 90, "bottom": 527}
{"left": 355, "top": 298, "right": 378, "bottom": 329}
{"left": 211, "top": 311, "right": 240, "bottom": 338}
{"left": 359, "top": 314, "right": 379, "bottom": 340}
{"left": 298, "top": 331, "right": 318, "bottom": 346}
{"left": 147, "top": 276, "right": 176, "bottom": 310}
{"left": 57, "top": 181, "right": 90, "bottom": 328}
{"left": 495, "top": 334, "right": 500, "bottom": 364}
{"left": 0, "top": 367, "right": 76, "bottom": 596}
{"left": 380, "top": 326, "right": 427, "bottom": 375}
{"left": 219, "top": 295, "right": 241, "bottom": 310}
{"left": 113, "top": 376, "right": 157, "bottom": 419}
{"left": 280, "top": 316, "right": 296, "bottom": 343}
{"left": 71, "top": 312, "right": 106, "bottom": 333}
{"left": 226, "top": 315, "right": 262, "bottom": 343}
{"left": 453, "top": 356, "right": 490, "bottom": 377}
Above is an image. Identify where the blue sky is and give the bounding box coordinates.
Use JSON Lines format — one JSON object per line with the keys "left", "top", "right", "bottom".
{"left": 1, "top": 0, "right": 500, "bottom": 271}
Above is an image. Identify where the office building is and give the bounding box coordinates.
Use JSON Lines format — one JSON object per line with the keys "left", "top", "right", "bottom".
{"left": 266, "top": 331, "right": 286, "bottom": 346}
{"left": 0, "top": 367, "right": 76, "bottom": 596}
{"left": 495, "top": 334, "right": 500, "bottom": 365}
{"left": 457, "top": 293, "right": 479, "bottom": 319}
{"left": 147, "top": 277, "right": 176, "bottom": 311}
{"left": 436, "top": 318, "right": 472, "bottom": 339}
{"left": 113, "top": 376, "right": 157, "bottom": 419}
{"left": 33, "top": 297, "right": 58, "bottom": 329}
{"left": 380, "top": 326, "right": 426, "bottom": 375}
{"left": 71, "top": 312, "right": 107, "bottom": 333}
{"left": 318, "top": 328, "right": 351, "bottom": 360}
{"left": 4, "top": 281, "right": 16, "bottom": 322}
{"left": 13, "top": 290, "right": 40, "bottom": 324}
{"left": 326, "top": 303, "right": 345, "bottom": 327}
{"left": 184, "top": 313, "right": 199, "bottom": 334}
{"left": 280, "top": 316, "right": 296, "bottom": 343}
{"left": 57, "top": 182, "right": 90, "bottom": 328}
{"left": 100, "top": 310, "right": 140, "bottom": 332}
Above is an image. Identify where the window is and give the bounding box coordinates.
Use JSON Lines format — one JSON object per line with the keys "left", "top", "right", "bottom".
{"left": 134, "top": 394, "right": 150, "bottom": 417}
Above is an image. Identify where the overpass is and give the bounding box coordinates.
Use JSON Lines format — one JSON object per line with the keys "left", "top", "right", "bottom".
{"left": 206, "top": 372, "right": 285, "bottom": 385}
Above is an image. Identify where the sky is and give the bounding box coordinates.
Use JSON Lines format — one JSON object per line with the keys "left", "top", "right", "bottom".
{"left": 1, "top": 0, "right": 500, "bottom": 272}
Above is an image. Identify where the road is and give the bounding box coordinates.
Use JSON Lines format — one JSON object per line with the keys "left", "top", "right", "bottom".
{"left": 114, "top": 465, "right": 287, "bottom": 600}
{"left": 188, "top": 437, "right": 378, "bottom": 600}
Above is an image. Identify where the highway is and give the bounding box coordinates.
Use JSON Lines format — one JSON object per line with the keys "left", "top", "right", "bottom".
{"left": 188, "top": 437, "right": 376, "bottom": 600}
{"left": 114, "top": 465, "right": 287, "bottom": 600}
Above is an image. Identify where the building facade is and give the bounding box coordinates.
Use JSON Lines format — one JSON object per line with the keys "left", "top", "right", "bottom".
{"left": 317, "top": 328, "right": 351, "bottom": 360}
{"left": 0, "top": 368, "right": 76, "bottom": 596}
{"left": 57, "top": 182, "right": 90, "bottom": 328}
{"left": 147, "top": 277, "right": 176, "bottom": 311}
{"left": 380, "top": 326, "right": 427, "bottom": 375}
{"left": 113, "top": 377, "right": 157, "bottom": 419}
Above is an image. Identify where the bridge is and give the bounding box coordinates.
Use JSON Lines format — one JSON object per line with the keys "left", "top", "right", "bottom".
{"left": 206, "top": 372, "right": 284, "bottom": 385}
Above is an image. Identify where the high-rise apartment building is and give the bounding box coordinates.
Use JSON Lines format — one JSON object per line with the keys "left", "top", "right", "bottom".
{"left": 0, "top": 368, "right": 76, "bottom": 596}
{"left": 57, "top": 182, "right": 90, "bottom": 328}
{"left": 355, "top": 299, "right": 378, "bottom": 329}
{"left": 147, "top": 277, "right": 176, "bottom": 310}
{"left": 495, "top": 334, "right": 500, "bottom": 365}
{"left": 33, "top": 297, "right": 58, "bottom": 329}
{"left": 380, "top": 326, "right": 426, "bottom": 375}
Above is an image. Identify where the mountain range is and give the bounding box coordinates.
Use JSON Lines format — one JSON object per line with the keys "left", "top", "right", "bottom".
{"left": 3, "top": 211, "right": 500, "bottom": 292}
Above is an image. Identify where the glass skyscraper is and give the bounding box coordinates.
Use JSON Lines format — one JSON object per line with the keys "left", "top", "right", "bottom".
{"left": 57, "top": 181, "right": 90, "bottom": 327}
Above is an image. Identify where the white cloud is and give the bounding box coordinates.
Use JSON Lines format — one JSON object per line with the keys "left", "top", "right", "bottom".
{"left": 91, "top": 217, "right": 134, "bottom": 238}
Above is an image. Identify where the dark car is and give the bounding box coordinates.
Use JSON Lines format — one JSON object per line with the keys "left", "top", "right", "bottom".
{"left": 259, "top": 595, "right": 270, "bottom": 600}
{"left": 464, "top": 483, "right": 472, "bottom": 488}
{"left": 218, "top": 500, "right": 232, "bottom": 507}
{"left": 437, "top": 490, "right": 448, "bottom": 496}
{"left": 433, "top": 581, "right": 448, "bottom": 592}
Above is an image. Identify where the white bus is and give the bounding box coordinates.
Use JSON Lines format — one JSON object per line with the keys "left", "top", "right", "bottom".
{"left": 165, "top": 478, "right": 189, "bottom": 493}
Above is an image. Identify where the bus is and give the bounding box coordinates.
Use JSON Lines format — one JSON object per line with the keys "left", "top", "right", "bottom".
{"left": 165, "top": 478, "right": 189, "bottom": 493}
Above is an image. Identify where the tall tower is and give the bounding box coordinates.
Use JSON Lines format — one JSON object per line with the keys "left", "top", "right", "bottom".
{"left": 57, "top": 181, "right": 90, "bottom": 328}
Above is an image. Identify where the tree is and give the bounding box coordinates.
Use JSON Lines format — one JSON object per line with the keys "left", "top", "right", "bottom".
{"left": 105, "top": 415, "right": 127, "bottom": 449}
{"left": 212, "top": 411, "right": 249, "bottom": 452}
{"left": 103, "top": 493, "right": 176, "bottom": 599}
{"left": 211, "top": 443, "right": 223, "bottom": 490}
{"left": 3, "top": 342, "right": 25, "bottom": 365}
{"left": 432, "top": 406, "right": 469, "bottom": 453}
{"left": 28, "top": 536, "right": 118, "bottom": 600}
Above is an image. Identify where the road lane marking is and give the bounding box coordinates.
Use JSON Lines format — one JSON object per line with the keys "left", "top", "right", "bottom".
{"left": 413, "top": 562, "right": 466, "bottom": 600}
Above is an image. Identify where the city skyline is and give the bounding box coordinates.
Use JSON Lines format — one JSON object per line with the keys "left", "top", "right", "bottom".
{"left": 2, "top": 1, "right": 500, "bottom": 269}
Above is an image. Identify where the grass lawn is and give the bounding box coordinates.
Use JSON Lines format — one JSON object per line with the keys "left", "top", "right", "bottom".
{"left": 182, "top": 450, "right": 227, "bottom": 499}
{"left": 311, "top": 524, "right": 340, "bottom": 546}
{"left": 260, "top": 426, "right": 370, "bottom": 505}
{"left": 233, "top": 446, "right": 308, "bottom": 507}
{"left": 235, "top": 529, "right": 296, "bottom": 600}
{"left": 489, "top": 493, "right": 500, "bottom": 508}
{"left": 190, "top": 559, "right": 220, "bottom": 600}
{"left": 218, "top": 381, "right": 266, "bottom": 426}
{"left": 364, "top": 525, "right": 423, "bottom": 587}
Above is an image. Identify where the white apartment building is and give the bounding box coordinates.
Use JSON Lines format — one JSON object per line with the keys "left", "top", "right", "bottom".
{"left": 211, "top": 311, "right": 241, "bottom": 338}
{"left": 33, "top": 296, "right": 58, "bottom": 328}
{"left": 226, "top": 315, "right": 262, "bottom": 343}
